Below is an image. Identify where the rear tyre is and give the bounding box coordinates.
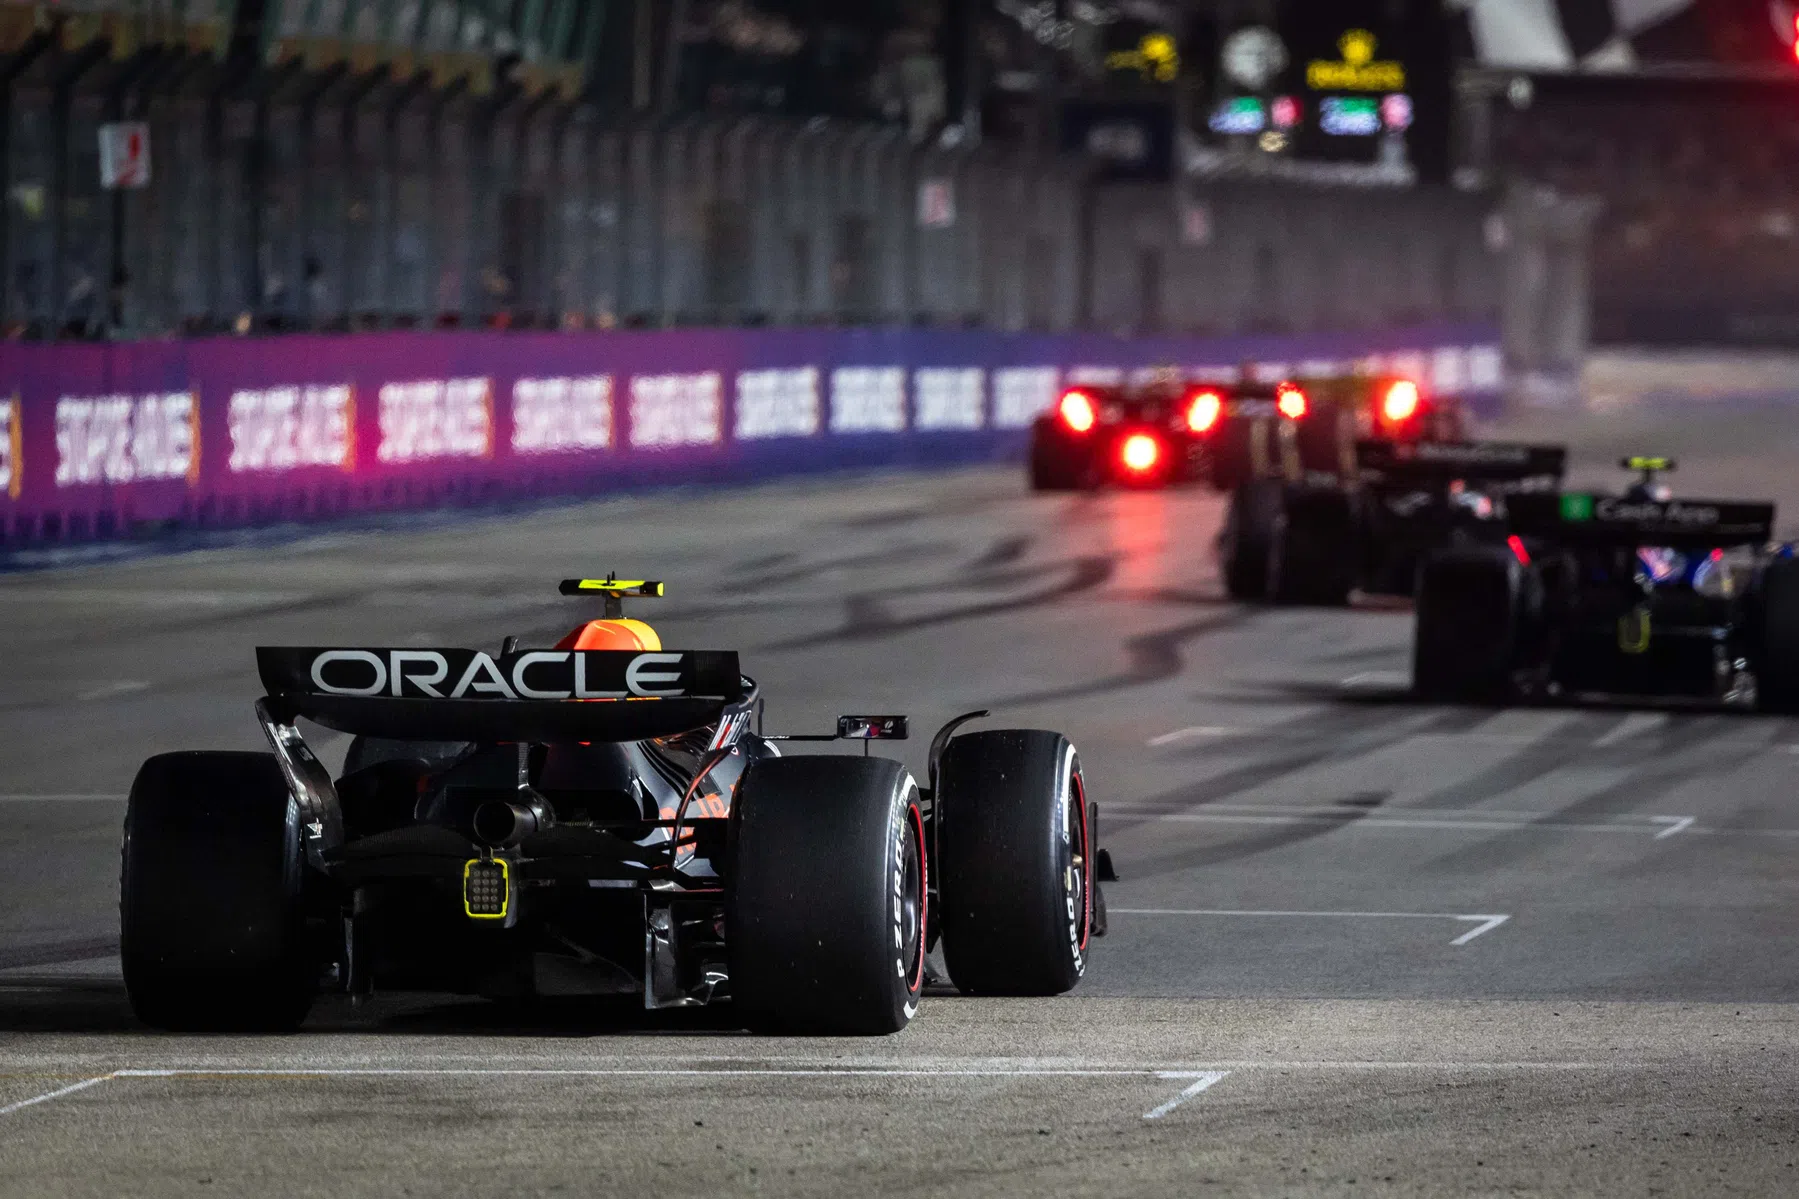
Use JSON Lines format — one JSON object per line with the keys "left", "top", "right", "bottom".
{"left": 121, "top": 752, "right": 316, "bottom": 1031}
{"left": 937, "top": 730, "right": 1091, "bottom": 996}
{"left": 728, "top": 757, "right": 926, "bottom": 1035}
{"left": 1221, "top": 480, "right": 1283, "bottom": 601}
{"left": 1754, "top": 558, "right": 1799, "bottom": 712}
{"left": 1268, "top": 487, "right": 1357, "bottom": 607}
{"left": 1413, "top": 548, "right": 1523, "bottom": 703}
{"left": 1029, "top": 433, "right": 1084, "bottom": 491}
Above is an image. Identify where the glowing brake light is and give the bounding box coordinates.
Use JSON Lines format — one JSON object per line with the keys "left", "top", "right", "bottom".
{"left": 1507, "top": 535, "right": 1531, "bottom": 567}
{"left": 1120, "top": 434, "right": 1160, "bottom": 473}
{"left": 1059, "top": 390, "right": 1097, "bottom": 433}
{"left": 1185, "top": 390, "right": 1223, "bottom": 433}
{"left": 1382, "top": 380, "right": 1420, "bottom": 423}
{"left": 1276, "top": 384, "right": 1308, "bottom": 420}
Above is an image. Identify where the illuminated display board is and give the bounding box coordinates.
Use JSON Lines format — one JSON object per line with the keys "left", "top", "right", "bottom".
{"left": 1202, "top": 2, "right": 1434, "bottom": 174}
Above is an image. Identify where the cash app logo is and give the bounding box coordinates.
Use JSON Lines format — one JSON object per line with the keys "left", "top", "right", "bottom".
{"left": 1560, "top": 493, "right": 1595, "bottom": 522}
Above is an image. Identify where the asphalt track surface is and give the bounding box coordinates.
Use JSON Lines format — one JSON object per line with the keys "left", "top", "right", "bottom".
{"left": 4, "top": 404, "right": 1799, "bottom": 1196}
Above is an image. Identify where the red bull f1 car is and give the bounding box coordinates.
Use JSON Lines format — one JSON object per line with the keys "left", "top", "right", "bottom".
{"left": 120, "top": 578, "right": 1105, "bottom": 1035}
{"left": 1414, "top": 459, "right": 1799, "bottom": 709}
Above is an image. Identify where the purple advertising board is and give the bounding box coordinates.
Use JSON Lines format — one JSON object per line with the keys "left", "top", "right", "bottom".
{"left": 0, "top": 324, "right": 1501, "bottom": 546}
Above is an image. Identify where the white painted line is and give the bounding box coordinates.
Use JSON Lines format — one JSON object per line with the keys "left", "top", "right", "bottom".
{"left": 1147, "top": 727, "right": 1239, "bottom": 747}
{"left": 1449, "top": 915, "right": 1511, "bottom": 945}
{"left": 1340, "top": 670, "right": 1410, "bottom": 688}
{"left": 101, "top": 1060, "right": 1624, "bottom": 1076}
{"left": 1592, "top": 712, "right": 1667, "bottom": 748}
{"left": 74, "top": 681, "right": 149, "bottom": 703}
{"left": 1115, "top": 809, "right": 1686, "bottom": 837}
{"left": 110, "top": 1067, "right": 1191, "bottom": 1079}
{"left": 1651, "top": 816, "right": 1695, "bottom": 840}
{"left": 0, "top": 1075, "right": 111, "bottom": 1117}
{"left": 0, "top": 795, "right": 127, "bottom": 803}
{"left": 1115, "top": 908, "right": 1512, "bottom": 947}
{"left": 1143, "top": 1071, "right": 1230, "bottom": 1120}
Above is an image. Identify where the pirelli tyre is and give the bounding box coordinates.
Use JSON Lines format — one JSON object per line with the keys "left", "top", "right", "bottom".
{"left": 1221, "top": 479, "right": 1283, "bottom": 601}
{"left": 1413, "top": 547, "right": 1524, "bottom": 703}
{"left": 1268, "top": 487, "right": 1358, "bottom": 607}
{"left": 1752, "top": 557, "right": 1799, "bottom": 712}
{"left": 727, "top": 756, "right": 927, "bottom": 1035}
{"left": 121, "top": 751, "right": 317, "bottom": 1032}
{"left": 1029, "top": 430, "right": 1086, "bottom": 491}
{"left": 937, "top": 730, "right": 1092, "bottom": 996}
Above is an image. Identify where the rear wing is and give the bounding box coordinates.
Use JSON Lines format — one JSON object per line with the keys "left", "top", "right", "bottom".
{"left": 1356, "top": 440, "right": 1566, "bottom": 482}
{"left": 1507, "top": 493, "right": 1776, "bottom": 548}
{"left": 257, "top": 647, "right": 745, "bottom": 743}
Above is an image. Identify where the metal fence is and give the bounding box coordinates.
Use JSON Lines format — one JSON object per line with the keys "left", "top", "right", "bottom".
{"left": 3, "top": 39, "right": 1505, "bottom": 345}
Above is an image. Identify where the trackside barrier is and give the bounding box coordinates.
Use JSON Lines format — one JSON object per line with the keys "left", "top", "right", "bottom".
{"left": 0, "top": 325, "right": 1500, "bottom": 546}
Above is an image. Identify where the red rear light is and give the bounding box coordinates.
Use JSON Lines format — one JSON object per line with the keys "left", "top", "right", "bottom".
{"left": 1382, "top": 380, "right": 1421, "bottom": 423}
{"left": 1507, "top": 535, "right": 1531, "bottom": 567}
{"left": 1059, "top": 390, "right": 1096, "bottom": 433}
{"left": 1120, "top": 434, "right": 1160, "bottom": 473}
{"left": 1185, "top": 390, "right": 1222, "bottom": 433}
{"left": 1276, "top": 384, "right": 1308, "bottom": 420}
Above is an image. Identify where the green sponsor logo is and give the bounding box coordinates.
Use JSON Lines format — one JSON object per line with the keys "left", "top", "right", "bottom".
{"left": 1560, "top": 493, "right": 1595, "bottom": 522}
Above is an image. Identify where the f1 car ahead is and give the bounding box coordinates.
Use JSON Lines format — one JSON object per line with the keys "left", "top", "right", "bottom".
{"left": 1028, "top": 376, "right": 1226, "bottom": 490}
{"left": 1219, "top": 439, "right": 1567, "bottom": 606}
{"left": 1029, "top": 372, "right": 1465, "bottom": 494}
{"left": 120, "top": 578, "right": 1104, "bottom": 1035}
{"left": 1414, "top": 459, "right": 1799, "bottom": 709}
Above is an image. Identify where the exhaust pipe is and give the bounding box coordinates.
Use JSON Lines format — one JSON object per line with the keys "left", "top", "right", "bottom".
{"left": 473, "top": 801, "right": 540, "bottom": 848}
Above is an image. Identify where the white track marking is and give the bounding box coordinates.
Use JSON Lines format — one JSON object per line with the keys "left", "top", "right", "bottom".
{"left": 88, "top": 1060, "right": 1625, "bottom": 1076}
{"left": 1114, "top": 808, "right": 1693, "bottom": 837}
{"left": 73, "top": 681, "right": 149, "bottom": 702}
{"left": 110, "top": 1067, "right": 1208, "bottom": 1079}
{"left": 1592, "top": 712, "right": 1668, "bottom": 748}
{"left": 1147, "top": 727, "right": 1239, "bottom": 747}
{"left": 0, "top": 1076, "right": 112, "bottom": 1117}
{"left": 1340, "top": 670, "right": 1409, "bottom": 688}
{"left": 1449, "top": 915, "right": 1511, "bottom": 945}
{"left": 1115, "top": 908, "right": 1512, "bottom": 946}
{"left": 1143, "top": 1071, "right": 1230, "bottom": 1120}
{"left": 1651, "top": 816, "right": 1695, "bottom": 840}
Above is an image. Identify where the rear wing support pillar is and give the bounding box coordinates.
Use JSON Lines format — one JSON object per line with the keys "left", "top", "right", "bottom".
{"left": 256, "top": 697, "right": 346, "bottom": 871}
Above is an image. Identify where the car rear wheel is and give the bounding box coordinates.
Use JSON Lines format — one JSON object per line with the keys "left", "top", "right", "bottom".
{"left": 1221, "top": 480, "right": 1283, "bottom": 601}
{"left": 1029, "top": 431, "right": 1085, "bottom": 491}
{"left": 727, "top": 756, "right": 926, "bottom": 1035}
{"left": 121, "top": 751, "right": 317, "bottom": 1031}
{"left": 937, "top": 730, "right": 1091, "bottom": 996}
{"left": 1413, "top": 548, "right": 1523, "bottom": 703}
{"left": 1754, "top": 558, "right": 1799, "bottom": 712}
{"left": 1268, "top": 487, "right": 1357, "bottom": 607}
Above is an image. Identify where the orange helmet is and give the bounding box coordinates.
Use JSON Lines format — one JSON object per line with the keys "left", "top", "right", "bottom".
{"left": 555, "top": 619, "right": 662, "bottom": 652}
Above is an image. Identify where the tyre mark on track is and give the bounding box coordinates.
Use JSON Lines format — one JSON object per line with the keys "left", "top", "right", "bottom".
{"left": 1410, "top": 712, "right": 1634, "bottom": 811}
{"left": 987, "top": 611, "right": 1258, "bottom": 707}
{"left": 769, "top": 557, "right": 1115, "bottom": 649}
{"left": 1107, "top": 708, "right": 1497, "bottom": 877}
{"left": 0, "top": 938, "right": 118, "bottom": 971}
{"left": 1420, "top": 714, "right": 1755, "bottom": 875}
